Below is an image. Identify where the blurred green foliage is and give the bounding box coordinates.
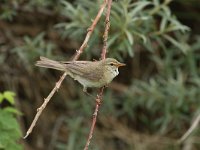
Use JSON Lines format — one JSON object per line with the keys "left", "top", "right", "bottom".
{"left": 0, "top": 0, "right": 200, "bottom": 150}
{"left": 57, "top": 0, "right": 189, "bottom": 59}
{"left": 12, "top": 33, "right": 56, "bottom": 71}
{"left": 0, "top": 91, "right": 22, "bottom": 150}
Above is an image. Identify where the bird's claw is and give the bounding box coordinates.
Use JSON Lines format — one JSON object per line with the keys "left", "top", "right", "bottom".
{"left": 96, "top": 98, "right": 101, "bottom": 105}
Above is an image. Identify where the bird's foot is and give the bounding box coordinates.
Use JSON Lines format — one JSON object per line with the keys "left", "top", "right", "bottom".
{"left": 83, "top": 88, "right": 95, "bottom": 99}
{"left": 96, "top": 98, "right": 101, "bottom": 105}
{"left": 104, "top": 85, "right": 109, "bottom": 88}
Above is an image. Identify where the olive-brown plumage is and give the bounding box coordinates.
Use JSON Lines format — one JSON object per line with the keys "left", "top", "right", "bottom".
{"left": 36, "top": 57, "right": 125, "bottom": 91}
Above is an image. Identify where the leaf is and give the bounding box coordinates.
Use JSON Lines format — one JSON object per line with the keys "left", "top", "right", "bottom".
{"left": 3, "top": 107, "right": 22, "bottom": 115}
{"left": 0, "top": 110, "right": 20, "bottom": 134}
{"left": 112, "top": 1, "right": 125, "bottom": 15}
{"left": 129, "top": 1, "right": 151, "bottom": 17}
{"left": 33, "top": 32, "right": 45, "bottom": 46}
{"left": 162, "top": 5, "right": 171, "bottom": 17}
{"left": 163, "top": 35, "right": 189, "bottom": 53}
{"left": 3, "top": 91, "right": 15, "bottom": 105}
{"left": 153, "top": 0, "right": 160, "bottom": 6}
{"left": 160, "top": 17, "right": 167, "bottom": 32}
{"left": 61, "top": 1, "right": 76, "bottom": 15}
{"left": 132, "top": 30, "right": 147, "bottom": 44}
{"left": 144, "top": 38, "right": 155, "bottom": 52}
{"left": 107, "top": 33, "right": 120, "bottom": 48}
{"left": 169, "top": 16, "right": 190, "bottom": 32}
{"left": 64, "top": 22, "right": 80, "bottom": 30}
{"left": 130, "top": 16, "right": 149, "bottom": 23}
{"left": 111, "top": 10, "right": 122, "bottom": 26}
{"left": 0, "top": 110, "right": 22, "bottom": 150}
{"left": 124, "top": 40, "right": 134, "bottom": 57}
{"left": 125, "top": 30, "right": 134, "bottom": 45}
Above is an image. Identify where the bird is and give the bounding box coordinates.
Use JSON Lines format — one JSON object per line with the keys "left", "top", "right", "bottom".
{"left": 36, "top": 56, "right": 126, "bottom": 92}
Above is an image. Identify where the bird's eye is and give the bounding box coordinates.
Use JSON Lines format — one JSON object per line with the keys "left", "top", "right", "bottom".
{"left": 110, "top": 63, "right": 114, "bottom": 66}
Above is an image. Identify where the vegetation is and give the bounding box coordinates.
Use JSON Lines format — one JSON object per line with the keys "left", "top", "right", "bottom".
{"left": 0, "top": 0, "right": 199, "bottom": 149}
{"left": 0, "top": 91, "right": 22, "bottom": 150}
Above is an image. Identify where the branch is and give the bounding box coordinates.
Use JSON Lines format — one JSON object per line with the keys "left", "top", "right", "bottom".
{"left": 83, "top": 88, "right": 104, "bottom": 150}
{"left": 24, "top": 72, "right": 67, "bottom": 138}
{"left": 101, "top": 0, "right": 112, "bottom": 59}
{"left": 24, "top": 0, "right": 108, "bottom": 139}
{"left": 83, "top": 0, "right": 112, "bottom": 150}
{"left": 73, "top": 0, "right": 108, "bottom": 61}
{"left": 178, "top": 112, "right": 200, "bottom": 143}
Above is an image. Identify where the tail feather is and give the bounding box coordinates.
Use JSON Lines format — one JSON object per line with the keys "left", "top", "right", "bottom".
{"left": 36, "top": 56, "right": 65, "bottom": 71}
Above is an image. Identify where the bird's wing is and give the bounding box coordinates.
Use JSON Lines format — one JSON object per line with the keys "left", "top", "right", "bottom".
{"left": 81, "top": 66, "right": 103, "bottom": 81}
{"left": 62, "top": 61, "right": 103, "bottom": 81}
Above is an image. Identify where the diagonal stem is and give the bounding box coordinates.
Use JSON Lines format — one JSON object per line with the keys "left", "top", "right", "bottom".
{"left": 24, "top": 72, "right": 67, "bottom": 138}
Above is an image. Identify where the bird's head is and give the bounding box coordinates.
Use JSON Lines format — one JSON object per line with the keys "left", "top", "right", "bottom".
{"left": 103, "top": 58, "right": 126, "bottom": 77}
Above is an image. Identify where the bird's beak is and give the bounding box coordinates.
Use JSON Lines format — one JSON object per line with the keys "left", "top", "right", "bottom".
{"left": 116, "top": 62, "right": 126, "bottom": 67}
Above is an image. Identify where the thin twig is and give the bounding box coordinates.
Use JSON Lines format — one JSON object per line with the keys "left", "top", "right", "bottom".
{"left": 73, "top": 0, "right": 108, "bottom": 61}
{"left": 101, "top": 0, "right": 112, "bottom": 59}
{"left": 83, "top": 88, "right": 104, "bottom": 150}
{"left": 24, "top": 0, "right": 108, "bottom": 139}
{"left": 178, "top": 112, "right": 200, "bottom": 143}
{"left": 83, "top": 0, "right": 112, "bottom": 150}
{"left": 24, "top": 72, "right": 67, "bottom": 138}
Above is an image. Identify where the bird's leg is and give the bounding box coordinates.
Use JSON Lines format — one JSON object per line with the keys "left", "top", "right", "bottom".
{"left": 96, "top": 95, "right": 101, "bottom": 105}
{"left": 83, "top": 87, "right": 95, "bottom": 98}
{"left": 95, "top": 87, "right": 104, "bottom": 105}
{"left": 83, "top": 87, "right": 87, "bottom": 93}
{"left": 104, "top": 85, "right": 109, "bottom": 88}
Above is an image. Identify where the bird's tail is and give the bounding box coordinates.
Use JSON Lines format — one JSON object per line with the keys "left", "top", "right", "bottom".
{"left": 36, "top": 56, "right": 65, "bottom": 71}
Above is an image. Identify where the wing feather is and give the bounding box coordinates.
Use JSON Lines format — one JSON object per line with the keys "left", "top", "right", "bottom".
{"left": 61, "top": 61, "right": 103, "bottom": 81}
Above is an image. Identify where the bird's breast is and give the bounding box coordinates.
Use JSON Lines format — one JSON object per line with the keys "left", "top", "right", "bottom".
{"left": 104, "top": 68, "right": 119, "bottom": 85}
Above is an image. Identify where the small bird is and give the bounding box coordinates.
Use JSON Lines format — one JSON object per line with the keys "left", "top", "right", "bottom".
{"left": 36, "top": 57, "right": 125, "bottom": 91}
